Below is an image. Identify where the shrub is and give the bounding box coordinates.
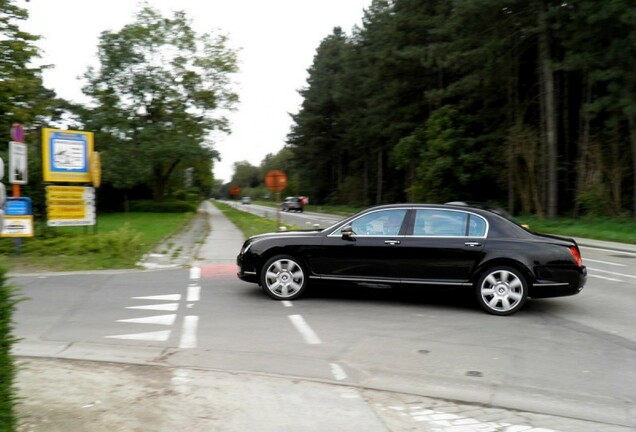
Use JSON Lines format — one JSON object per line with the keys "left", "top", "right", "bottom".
{"left": 0, "top": 266, "right": 18, "bottom": 431}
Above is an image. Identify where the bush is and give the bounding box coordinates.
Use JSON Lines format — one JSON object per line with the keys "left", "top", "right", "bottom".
{"left": 0, "top": 266, "right": 18, "bottom": 431}
{"left": 128, "top": 200, "right": 198, "bottom": 213}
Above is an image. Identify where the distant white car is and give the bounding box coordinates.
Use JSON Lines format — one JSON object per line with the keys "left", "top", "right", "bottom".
{"left": 241, "top": 197, "right": 251, "bottom": 204}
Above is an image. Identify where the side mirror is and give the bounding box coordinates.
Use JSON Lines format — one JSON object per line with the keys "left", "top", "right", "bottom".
{"left": 341, "top": 225, "right": 354, "bottom": 239}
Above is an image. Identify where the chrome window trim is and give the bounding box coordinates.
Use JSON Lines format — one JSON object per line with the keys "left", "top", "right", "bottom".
{"left": 327, "top": 207, "right": 411, "bottom": 238}
{"left": 327, "top": 207, "right": 489, "bottom": 239}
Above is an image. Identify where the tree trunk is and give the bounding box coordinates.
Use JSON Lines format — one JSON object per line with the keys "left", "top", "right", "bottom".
{"left": 538, "top": 8, "right": 558, "bottom": 219}
{"left": 376, "top": 149, "right": 383, "bottom": 205}
{"left": 574, "top": 76, "right": 592, "bottom": 217}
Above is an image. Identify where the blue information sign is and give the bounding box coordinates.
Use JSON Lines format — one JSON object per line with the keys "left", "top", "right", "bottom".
{"left": 5, "top": 197, "right": 32, "bottom": 216}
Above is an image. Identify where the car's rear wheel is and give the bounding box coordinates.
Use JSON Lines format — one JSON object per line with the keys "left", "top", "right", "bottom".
{"left": 476, "top": 266, "right": 527, "bottom": 315}
{"left": 261, "top": 255, "right": 307, "bottom": 300}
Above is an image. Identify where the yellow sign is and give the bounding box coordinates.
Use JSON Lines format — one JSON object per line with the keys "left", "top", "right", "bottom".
{"left": 42, "top": 128, "right": 94, "bottom": 182}
{"left": 90, "top": 151, "right": 101, "bottom": 188}
{"left": 45, "top": 185, "right": 96, "bottom": 226}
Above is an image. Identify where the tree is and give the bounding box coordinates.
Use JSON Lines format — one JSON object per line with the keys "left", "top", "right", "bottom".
{"left": 0, "top": 0, "right": 57, "bottom": 141}
{"left": 81, "top": 6, "right": 238, "bottom": 201}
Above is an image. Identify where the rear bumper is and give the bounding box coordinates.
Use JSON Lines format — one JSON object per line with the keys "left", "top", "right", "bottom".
{"left": 530, "top": 266, "right": 586, "bottom": 298}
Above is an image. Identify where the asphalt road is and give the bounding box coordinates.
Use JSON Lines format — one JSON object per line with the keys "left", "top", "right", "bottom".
{"left": 10, "top": 202, "right": 636, "bottom": 431}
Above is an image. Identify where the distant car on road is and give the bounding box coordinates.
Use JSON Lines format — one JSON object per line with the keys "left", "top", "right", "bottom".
{"left": 241, "top": 197, "right": 251, "bottom": 204}
{"left": 281, "top": 196, "right": 304, "bottom": 212}
{"left": 237, "top": 203, "right": 586, "bottom": 315}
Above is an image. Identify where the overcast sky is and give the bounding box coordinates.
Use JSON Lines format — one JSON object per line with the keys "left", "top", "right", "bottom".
{"left": 23, "top": 0, "right": 372, "bottom": 183}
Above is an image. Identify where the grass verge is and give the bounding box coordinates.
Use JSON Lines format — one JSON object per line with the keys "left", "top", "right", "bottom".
{"left": 516, "top": 216, "right": 636, "bottom": 244}
{"left": 214, "top": 202, "right": 299, "bottom": 238}
{"left": 0, "top": 212, "right": 192, "bottom": 273}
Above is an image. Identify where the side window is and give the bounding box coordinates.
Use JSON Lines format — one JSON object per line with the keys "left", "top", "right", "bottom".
{"left": 468, "top": 215, "right": 487, "bottom": 237}
{"left": 413, "top": 209, "right": 468, "bottom": 237}
{"left": 351, "top": 209, "right": 407, "bottom": 236}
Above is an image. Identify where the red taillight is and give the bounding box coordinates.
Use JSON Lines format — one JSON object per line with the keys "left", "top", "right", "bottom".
{"left": 569, "top": 246, "right": 582, "bottom": 267}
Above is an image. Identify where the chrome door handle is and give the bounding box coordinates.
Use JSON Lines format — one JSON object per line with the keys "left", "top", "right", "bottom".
{"left": 384, "top": 240, "right": 401, "bottom": 245}
{"left": 464, "top": 241, "right": 481, "bottom": 247}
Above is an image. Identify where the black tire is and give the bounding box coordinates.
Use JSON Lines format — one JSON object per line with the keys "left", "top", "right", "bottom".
{"left": 260, "top": 255, "right": 308, "bottom": 300}
{"left": 475, "top": 266, "right": 528, "bottom": 315}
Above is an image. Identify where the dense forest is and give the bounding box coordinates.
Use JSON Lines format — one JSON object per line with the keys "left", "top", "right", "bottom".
{"left": 279, "top": 0, "right": 636, "bottom": 218}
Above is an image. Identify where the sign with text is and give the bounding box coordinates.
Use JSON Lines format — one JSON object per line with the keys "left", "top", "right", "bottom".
{"left": 42, "top": 128, "right": 94, "bottom": 182}
{"left": 0, "top": 215, "right": 34, "bottom": 237}
{"left": 46, "top": 185, "right": 96, "bottom": 226}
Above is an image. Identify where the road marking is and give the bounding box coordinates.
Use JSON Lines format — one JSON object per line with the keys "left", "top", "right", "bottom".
{"left": 117, "top": 314, "right": 177, "bottom": 325}
{"left": 588, "top": 267, "right": 636, "bottom": 280}
{"left": 330, "top": 363, "right": 347, "bottom": 381}
{"left": 106, "top": 330, "right": 170, "bottom": 341}
{"left": 132, "top": 294, "right": 181, "bottom": 301}
{"left": 127, "top": 303, "right": 179, "bottom": 311}
{"left": 581, "top": 246, "right": 636, "bottom": 257}
{"left": 282, "top": 301, "right": 293, "bottom": 307}
{"left": 584, "top": 258, "right": 626, "bottom": 267}
{"left": 589, "top": 274, "right": 622, "bottom": 282}
{"left": 179, "top": 315, "right": 199, "bottom": 348}
{"left": 190, "top": 266, "right": 201, "bottom": 280}
{"left": 288, "top": 315, "right": 322, "bottom": 344}
{"left": 187, "top": 285, "right": 200, "bottom": 302}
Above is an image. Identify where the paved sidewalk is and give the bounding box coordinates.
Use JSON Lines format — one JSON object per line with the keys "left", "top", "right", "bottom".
{"left": 194, "top": 200, "right": 245, "bottom": 264}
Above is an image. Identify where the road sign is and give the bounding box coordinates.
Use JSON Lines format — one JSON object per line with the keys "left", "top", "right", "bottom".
{"left": 0, "top": 215, "right": 33, "bottom": 237}
{"left": 90, "top": 151, "right": 101, "bottom": 188}
{"left": 10, "top": 123, "right": 24, "bottom": 142}
{"left": 46, "top": 185, "right": 96, "bottom": 226}
{"left": 9, "top": 141, "right": 28, "bottom": 184}
{"left": 230, "top": 186, "right": 240, "bottom": 197}
{"left": 42, "top": 128, "right": 94, "bottom": 183}
{"left": 4, "top": 197, "right": 32, "bottom": 216}
{"left": 265, "top": 170, "right": 288, "bottom": 192}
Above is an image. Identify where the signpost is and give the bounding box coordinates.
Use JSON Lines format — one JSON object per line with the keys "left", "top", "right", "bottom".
{"left": 4, "top": 123, "right": 33, "bottom": 248}
{"left": 265, "top": 170, "right": 288, "bottom": 231}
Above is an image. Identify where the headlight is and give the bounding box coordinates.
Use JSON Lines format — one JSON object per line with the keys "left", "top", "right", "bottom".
{"left": 240, "top": 241, "right": 253, "bottom": 255}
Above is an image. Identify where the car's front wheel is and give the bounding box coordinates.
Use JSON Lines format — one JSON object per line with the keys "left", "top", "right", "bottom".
{"left": 261, "top": 255, "right": 307, "bottom": 300}
{"left": 476, "top": 266, "right": 528, "bottom": 315}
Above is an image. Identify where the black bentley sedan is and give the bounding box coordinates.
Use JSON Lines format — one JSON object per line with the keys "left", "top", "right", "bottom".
{"left": 236, "top": 204, "right": 586, "bottom": 315}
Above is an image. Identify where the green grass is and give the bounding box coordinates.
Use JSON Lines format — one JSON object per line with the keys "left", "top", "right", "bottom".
{"left": 0, "top": 212, "right": 192, "bottom": 272}
{"left": 214, "top": 202, "right": 300, "bottom": 237}
{"left": 516, "top": 215, "right": 636, "bottom": 244}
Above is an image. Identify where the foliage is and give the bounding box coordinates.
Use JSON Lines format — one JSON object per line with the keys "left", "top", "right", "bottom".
{"left": 516, "top": 215, "right": 636, "bottom": 245}
{"left": 281, "top": 0, "right": 636, "bottom": 218}
{"left": 79, "top": 5, "right": 239, "bottom": 201}
{"left": 0, "top": 265, "right": 18, "bottom": 431}
{"left": 0, "top": 212, "right": 191, "bottom": 272}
